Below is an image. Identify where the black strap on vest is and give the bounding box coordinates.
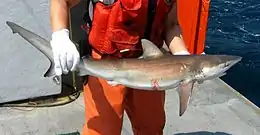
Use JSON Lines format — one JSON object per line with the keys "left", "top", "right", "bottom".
{"left": 144, "top": 0, "right": 157, "bottom": 39}
{"left": 83, "top": 0, "right": 93, "bottom": 27}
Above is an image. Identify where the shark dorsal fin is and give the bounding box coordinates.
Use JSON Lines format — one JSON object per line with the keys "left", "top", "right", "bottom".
{"left": 139, "top": 39, "right": 163, "bottom": 59}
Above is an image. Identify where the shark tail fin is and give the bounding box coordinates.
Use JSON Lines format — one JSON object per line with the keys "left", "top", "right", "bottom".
{"left": 6, "top": 21, "right": 56, "bottom": 78}
{"left": 44, "top": 63, "right": 56, "bottom": 77}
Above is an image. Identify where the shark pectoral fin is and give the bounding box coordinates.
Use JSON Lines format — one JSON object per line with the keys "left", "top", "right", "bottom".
{"left": 140, "top": 39, "right": 164, "bottom": 58}
{"left": 178, "top": 82, "right": 194, "bottom": 116}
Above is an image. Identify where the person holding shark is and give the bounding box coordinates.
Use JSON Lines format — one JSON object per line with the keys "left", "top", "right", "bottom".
{"left": 5, "top": 0, "right": 241, "bottom": 134}
{"left": 49, "top": 0, "right": 202, "bottom": 135}
{"left": 7, "top": 20, "right": 241, "bottom": 135}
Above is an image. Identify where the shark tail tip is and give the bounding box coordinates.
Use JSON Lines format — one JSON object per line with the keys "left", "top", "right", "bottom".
{"left": 6, "top": 21, "right": 12, "bottom": 25}
{"left": 6, "top": 21, "right": 18, "bottom": 34}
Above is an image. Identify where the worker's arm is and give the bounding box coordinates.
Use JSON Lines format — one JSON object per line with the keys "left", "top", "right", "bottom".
{"left": 164, "top": 2, "right": 190, "bottom": 55}
{"left": 49, "top": 0, "right": 80, "bottom": 76}
{"left": 50, "top": 0, "right": 80, "bottom": 32}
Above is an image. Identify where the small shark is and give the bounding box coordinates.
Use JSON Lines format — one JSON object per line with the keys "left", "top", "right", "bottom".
{"left": 6, "top": 21, "right": 242, "bottom": 116}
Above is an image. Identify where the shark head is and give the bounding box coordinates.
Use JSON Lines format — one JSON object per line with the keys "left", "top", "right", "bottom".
{"left": 195, "top": 55, "right": 242, "bottom": 81}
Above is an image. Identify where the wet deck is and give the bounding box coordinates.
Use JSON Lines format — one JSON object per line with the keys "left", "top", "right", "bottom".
{"left": 0, "top": 78, "right": 259, "bottom": 135}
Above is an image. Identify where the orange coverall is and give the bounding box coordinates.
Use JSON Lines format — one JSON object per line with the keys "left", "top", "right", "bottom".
{"left": 81, "top": 0, "right": 177, "bottom": 134}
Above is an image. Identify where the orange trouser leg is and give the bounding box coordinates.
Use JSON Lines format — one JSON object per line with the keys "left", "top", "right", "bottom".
{"left": 125, "top": 89, "right": 166, "bottom": 135}
{"left": 81, "top": 50, "right": 127, "bottom": 135}
{"left": 82, "top": 77, "right": 166, "bottom": 135}
{"left": 82, "top": 76, "right": 127, "bottom": 135}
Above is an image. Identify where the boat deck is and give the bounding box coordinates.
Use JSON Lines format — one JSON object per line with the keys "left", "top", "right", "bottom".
{"left": 0, "top": 78, "right": 259, "bottom": 135}
{"left": 1, "top": 1, "right": 259, "bottom": 135}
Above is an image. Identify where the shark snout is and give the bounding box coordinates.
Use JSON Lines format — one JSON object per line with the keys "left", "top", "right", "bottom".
{"left": 197, "top": 55, "right": 242, "bottom": 81}
{"left": 215, "top": 55, "right": 242, "bottom": 75}
{"left": 222, "top": 55, "right": 242, "bottom": 68}
{"left": 231, "top": 56, "right": 242, "bottom": 64}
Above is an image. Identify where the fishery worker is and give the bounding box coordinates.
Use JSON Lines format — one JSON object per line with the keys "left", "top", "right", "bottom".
{"left": 50, "top": 0, "right": 191, "bottom": 134}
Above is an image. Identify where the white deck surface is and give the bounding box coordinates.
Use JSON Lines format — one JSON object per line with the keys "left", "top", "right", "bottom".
{"left": 0, "top": 78, "right": 259, "bottom": 135}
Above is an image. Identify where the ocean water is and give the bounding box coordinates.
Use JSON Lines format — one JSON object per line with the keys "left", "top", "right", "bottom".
{"left": 205, "top": 0, "right": 260, "bottom": 107}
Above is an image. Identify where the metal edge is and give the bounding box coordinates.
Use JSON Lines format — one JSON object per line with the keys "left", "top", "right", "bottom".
{"left": 217, "top": 78, "right": 260, "bottom": 114}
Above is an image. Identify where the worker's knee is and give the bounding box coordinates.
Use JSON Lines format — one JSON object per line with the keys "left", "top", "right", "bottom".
{"left": 131, "top": 119, "right": 165, "bottom": 135}
{"left": 125, "top": 90, "right": 166, "bottom": 135}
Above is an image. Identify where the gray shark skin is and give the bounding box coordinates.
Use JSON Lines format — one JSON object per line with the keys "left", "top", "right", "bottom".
{"left": 6, "top": 21, "right": 242, "bottom": 116}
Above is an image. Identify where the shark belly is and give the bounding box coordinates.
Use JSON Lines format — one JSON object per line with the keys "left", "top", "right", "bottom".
{"left": 113, "top": 70, "right": 183, "bottom": 90}
{"left": 117, "top": 78, "right": 182, "bottom": 90}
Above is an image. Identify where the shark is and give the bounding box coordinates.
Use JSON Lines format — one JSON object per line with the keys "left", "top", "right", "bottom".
{"left": 6, "top": 21, "right": 242, "bottom": 116}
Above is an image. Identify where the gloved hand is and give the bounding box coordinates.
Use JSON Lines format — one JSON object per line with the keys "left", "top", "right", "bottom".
{"left": 173, "top": 50, "right": 206, "bottom": 55}
{"left": 50, "top": 29, "right": 80, "bottom": 76}
{"left": 173, "top": 50, "right": 190, "bottom": 55}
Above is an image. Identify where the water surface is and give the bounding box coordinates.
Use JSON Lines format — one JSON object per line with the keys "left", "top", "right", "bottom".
{"left": 205, "top": 0, "right": 260, "bottom": 107}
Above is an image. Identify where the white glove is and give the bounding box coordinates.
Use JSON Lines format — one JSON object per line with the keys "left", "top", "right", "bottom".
{"left": 173, "top": 50, "right": 190, "bottom": 55}
{"left": 173, "top": 50, "right": 205, "bottom": 55}
{"left": 50, "top": 29, "right": 80, "bottom": 76}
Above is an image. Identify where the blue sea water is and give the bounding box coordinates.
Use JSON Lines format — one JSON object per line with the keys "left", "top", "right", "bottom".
{"left": 205, "top": 0, "right": 260, "bottom": 107}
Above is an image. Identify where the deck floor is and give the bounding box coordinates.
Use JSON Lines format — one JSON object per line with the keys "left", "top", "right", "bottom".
{"left": 0, "top": 78, "right": 259, "bottom": 135}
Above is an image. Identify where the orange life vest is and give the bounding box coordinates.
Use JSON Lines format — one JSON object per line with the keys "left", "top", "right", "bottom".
{"left": 87, "top": 0, "right": 174, "bottom": 58}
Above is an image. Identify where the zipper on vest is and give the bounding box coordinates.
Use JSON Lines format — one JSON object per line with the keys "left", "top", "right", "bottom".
{"left": 144, "top": 0, "right": 157, "bottom": 39}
